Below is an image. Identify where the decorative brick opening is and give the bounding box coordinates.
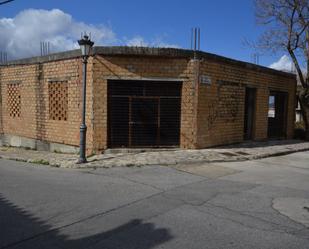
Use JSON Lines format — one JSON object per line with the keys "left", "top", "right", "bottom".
{"left": 48, "top": 81, "right": 68, "bottom": 121}
{"left": 7, "top": 83, "right": 21, "bottom": 118}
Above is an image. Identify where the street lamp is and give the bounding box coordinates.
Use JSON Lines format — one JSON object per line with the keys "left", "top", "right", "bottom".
{"left": 77, "top": 34, "right": 94, "bottom": 163}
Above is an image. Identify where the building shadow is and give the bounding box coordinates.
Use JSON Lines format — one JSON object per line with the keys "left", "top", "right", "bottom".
{"left": 0, "top": 194, "right": 173, "bottom": 249}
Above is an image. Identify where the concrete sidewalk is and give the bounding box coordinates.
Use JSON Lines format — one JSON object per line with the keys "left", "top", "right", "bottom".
{"left": 0, "top": 140, "right": 308, "bottom": 168}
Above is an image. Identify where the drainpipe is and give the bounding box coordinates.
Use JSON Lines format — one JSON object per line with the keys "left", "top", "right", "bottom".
{"left": 0, "top": 64, "right": 3, "bottom": 137}
{"left": 35, "top": 63, "right": 44, "bottom": 144}
{"left": 192, "top": 56, "right": 200, "bottom": 148}
{"left": 192, "top": 27, "right": 201, "bottom": 148}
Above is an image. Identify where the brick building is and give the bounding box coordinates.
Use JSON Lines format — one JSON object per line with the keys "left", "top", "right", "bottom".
{"left": 0, "top": 47, "right": 297, "bottom": 154}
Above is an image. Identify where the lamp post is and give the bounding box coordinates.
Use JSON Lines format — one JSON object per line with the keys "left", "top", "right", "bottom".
{"left": 78, "top": 34, "right": 94, "bottom": 163}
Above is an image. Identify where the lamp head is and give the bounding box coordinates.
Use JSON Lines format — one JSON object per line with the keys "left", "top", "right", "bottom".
{"left": 78, "top": 35, "right": 94, "bottom": 57}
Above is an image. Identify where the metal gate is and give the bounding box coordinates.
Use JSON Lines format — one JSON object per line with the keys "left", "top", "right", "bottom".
{"left": 108, "top": 80, "right": 182, "bottom": 147}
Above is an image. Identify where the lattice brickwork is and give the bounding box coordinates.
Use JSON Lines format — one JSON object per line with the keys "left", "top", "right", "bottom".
{"left": 49, "top": 81, "right": 68, "bottom": 121}
{"left": 7, "top": 83, "right": 21, "bottom": 118}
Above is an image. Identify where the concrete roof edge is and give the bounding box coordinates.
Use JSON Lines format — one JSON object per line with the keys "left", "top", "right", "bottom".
{"left": 3, "top": 49, "right": 81, "bottom": 66}
{"left": 93, "top": 46, "right": 193, "bottom": 57}
{"left": 1, "top": 46, "right": 296, "bottom": 79}
{"left": 196, "top": 51, "right": 296, "bottom": 79}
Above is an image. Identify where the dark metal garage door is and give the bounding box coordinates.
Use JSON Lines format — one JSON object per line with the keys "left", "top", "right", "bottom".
{"left": 108, "top": 80, "right": 182, "bottom": 148}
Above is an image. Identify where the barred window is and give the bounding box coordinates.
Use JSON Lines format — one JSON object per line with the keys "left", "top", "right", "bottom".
{"left": 7, "top": 83, "right": 21, "bottom": 118}
{"left": 48, "top": 81, "right": 68, "bottom": 121}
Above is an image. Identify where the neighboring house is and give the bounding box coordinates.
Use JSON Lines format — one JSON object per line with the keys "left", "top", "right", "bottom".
{"left": 0, "top": 47, "right": 297, "bottom": 154}
{"left": 296, "top": 85, "right": 303, "bottom": 122}
{"left": 296, "top": 100, "right": 303, "bottom": 122}
{"left": 268, "top": 96, "right": 275, "bottom": 118}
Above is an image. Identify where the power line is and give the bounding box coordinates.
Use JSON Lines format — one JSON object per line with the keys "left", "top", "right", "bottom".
{"left": 0, "top": 0, "right": 15, "bottom": 5}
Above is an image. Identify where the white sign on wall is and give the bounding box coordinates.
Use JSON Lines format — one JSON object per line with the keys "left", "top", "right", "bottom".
{"left": 200, "top": 75, "right": 211, "bottom": 85}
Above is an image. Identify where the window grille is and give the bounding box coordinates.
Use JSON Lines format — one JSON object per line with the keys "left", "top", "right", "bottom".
{"left": 7, "top": 83, "right": 21, "bottom": 118}
{"left": 48, "top": 81, "right": 68, "bottom": 121}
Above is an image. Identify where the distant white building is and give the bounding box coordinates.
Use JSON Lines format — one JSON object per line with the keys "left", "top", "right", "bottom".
{"left": 296, "top": 96, "right": 303, "bottom": 122}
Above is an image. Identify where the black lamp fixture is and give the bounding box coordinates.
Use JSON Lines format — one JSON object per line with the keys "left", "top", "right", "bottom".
{"left": 77, "top": 34, "right": 94, "bottom": 164}
{"left": 78, "top": 34, "right": 94, "bottom": 58}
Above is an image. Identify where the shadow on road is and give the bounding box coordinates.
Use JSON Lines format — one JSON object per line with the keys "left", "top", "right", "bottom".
{"left": 0, "top": 194, "right": 173, "bottom": 249}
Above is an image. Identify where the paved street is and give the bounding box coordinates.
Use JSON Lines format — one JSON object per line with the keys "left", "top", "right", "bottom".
{"left": 0, "top": 152, "right": 309, "bottom": 249}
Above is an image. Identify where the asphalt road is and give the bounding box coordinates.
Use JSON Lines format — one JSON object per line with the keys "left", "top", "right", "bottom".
{"left": 0, "top": 152, "right": 309, "bottom": 249}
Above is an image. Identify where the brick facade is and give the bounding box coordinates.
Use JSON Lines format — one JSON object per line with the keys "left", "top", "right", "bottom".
{"left": 196, "top": 59, "right": 296, "bottom": 148}
{"left": 0, "top": 47, "right": 296, "bottom": 154}
{"left": 91, "top": 55, "right": 196, "bottom": 151}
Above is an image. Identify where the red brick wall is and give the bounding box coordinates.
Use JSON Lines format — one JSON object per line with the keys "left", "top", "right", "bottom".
{"left": 0, "top": 53, "right": 296, "bottom": 153}
{"left": 1, "top": 64, "right": 38, "bottom": 139}
{"left": 0, "top": 58, "right": 95, "bottom": 153}
{"left": 196, "top": 60, "right": 296, "bottom": 148}
{"left": 91, "top": 55, "right": 197, "bottom": 151}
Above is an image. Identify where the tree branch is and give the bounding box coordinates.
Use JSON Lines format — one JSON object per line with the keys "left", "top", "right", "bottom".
{"left": 288, "top": 47, "right": 307, "bottom": 87}
{"left": 0, "top": 0, "right": 14, "bottom": 5}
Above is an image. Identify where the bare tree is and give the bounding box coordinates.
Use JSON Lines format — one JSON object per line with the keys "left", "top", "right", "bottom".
{"left": 0, "top": 0, "right": 14, "bottom": 5}
{"left": 254, "top": 0, "right": 309, "bottom": 139}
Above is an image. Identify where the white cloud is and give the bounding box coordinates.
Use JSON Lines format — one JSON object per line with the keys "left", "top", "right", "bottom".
{"left": 125, "top": 35, "right": 179, "bottom": 48}
{"left": 126, "top": 36, "right": 148, "bottom": 47}
{"left": 0, "top": 9, "right": 116, "bottom": 59}
{"left": 269, "top": 55, "right": 294, "bottom": 72}
{"left": 0, "top": 9, "right": 179, "bottom": 60}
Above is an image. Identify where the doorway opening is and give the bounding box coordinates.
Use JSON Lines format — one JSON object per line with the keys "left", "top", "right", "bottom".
{"left": 268, "top": 91, "right": 288, "bottom": 138}
{"left": 108, "top": 80, "right": 182, "bottom": 148}
{"left": 244, "top": 87, "right": 256, "bottom": 140}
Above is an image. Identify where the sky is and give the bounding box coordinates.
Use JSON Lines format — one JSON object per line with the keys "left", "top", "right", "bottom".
{"left": 0, "top": 0, "right": 293, "bottom": 70}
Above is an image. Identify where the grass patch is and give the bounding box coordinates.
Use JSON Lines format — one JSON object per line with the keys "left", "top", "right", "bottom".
{"left": 295, "top": 121, "right": 305, "bottom": 129}
{"left": 12, "top": 158, "right": 27, "bottom": 162}
{"left": 125, "top": 163, "right": 135, "bottom": 167}
{"left": 31, "top": 159, "right": 50, "bottom": 165}
{"left": 294, "top": 121, "right": 306, "bottom": 140}
{"left": 24, "top": 147, "right": 34, "bottom": 150}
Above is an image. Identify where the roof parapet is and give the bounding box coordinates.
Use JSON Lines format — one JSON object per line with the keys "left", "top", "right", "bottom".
{"left": 2, "top": 46, "right": 296, "bottom": 79}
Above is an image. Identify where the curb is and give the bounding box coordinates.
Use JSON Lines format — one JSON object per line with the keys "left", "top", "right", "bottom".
{"left": 247, "top": 147, "right": 309, "bottom": 161}
{"left": 0, "top": 147, "right": 308, "bottom": 168}
{"left": 0, "top": 155, "right": 58, "bottom": 167}
{"left": 71, "top": 146, "right": 309, "bottom": 169}
{"left": 167, "top": 147, "right": 309, "bottom": 167}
